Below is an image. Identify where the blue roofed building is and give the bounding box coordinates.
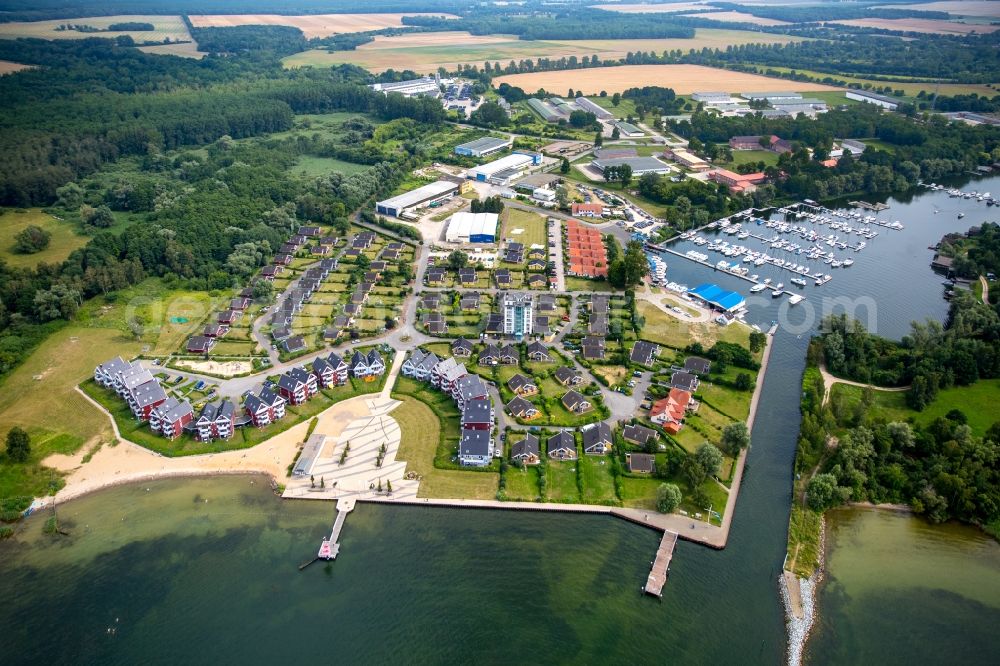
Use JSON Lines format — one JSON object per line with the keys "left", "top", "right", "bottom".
{"left": 688, "top": 283, "right": 746, "bottom": 312}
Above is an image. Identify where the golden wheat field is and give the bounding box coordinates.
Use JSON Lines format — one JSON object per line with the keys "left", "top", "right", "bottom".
{"left": 284, "top": 28, "right": 803, "bottom": 73}
{"left": 0, "top": 60, "right": 33, "bottom": 74}
{"left": 493, "top": 63, "right": 839, "bottom": 95}
{"left": 873, "top": 1, "right": 1000, "bottom": 17}
{"left": 0, "top": 15, "right": 193, "bottom": 43}
{"left": 682, "top": 10, "right": 792, "bottom": 26}
{"left": 188, "top": 13, "right": 458, "bottom": 38}
{"left": 831, "top": 18, "right": 1000, "bottom": 34}
{"left": 591, "top": 3, "right": 713, "bottom": 13}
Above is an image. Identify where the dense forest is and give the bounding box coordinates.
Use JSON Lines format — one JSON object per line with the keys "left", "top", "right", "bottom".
{"left": 820, "top": 291, "right": 1000, "bottom": 410}
{"left": 402, "top": 10, "right": 695, "bottom": 41}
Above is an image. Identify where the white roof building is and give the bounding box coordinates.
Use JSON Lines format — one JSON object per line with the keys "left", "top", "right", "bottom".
{"left": 375, "top": 180, "right": 458, "bottom": 217}
{"left": 467, "top": 153, "right": 537, "bottom": 184}
{"left": 446, "top": 212, "right": 499, "bottom": 244}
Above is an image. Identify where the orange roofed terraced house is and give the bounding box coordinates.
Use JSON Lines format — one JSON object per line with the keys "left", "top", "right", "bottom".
{"left": 649, "top": 388, "right": 693, "bottom": 434}
{"left": 708, "top": 169, "right": 767, "bottom": 194}
{"left": 565, "top": 219, "right": 608, "bottom": 278}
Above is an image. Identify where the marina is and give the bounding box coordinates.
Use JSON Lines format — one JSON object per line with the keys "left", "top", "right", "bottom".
{"left": 647, "top": 200, "right": 915, "bottom": 309}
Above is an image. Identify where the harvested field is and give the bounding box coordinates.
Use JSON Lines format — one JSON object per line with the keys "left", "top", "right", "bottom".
{"left": 592, "top": 3, "right": 713, "bottom": 13}
{"left": 494, "top": 64, "right": 838, "bottom": 96}
{"left": 285, "top": 28, "right": 804, "bottom": 73}
{"left": 0, "top": 15, "right": 193, "bottom": 44}
{"left": 682, "top": 10, "right": 792, "bottom": 26}
{"left": 138, "top": 41, "right": 204, "bottom": 58}
{"left": 830, "top": 18, "right": 1000, "bottom": 34}
{"left": 873, "top": 1, "right": 1000, "bottom": 17}
{"left": 189, "top": 13, "right": 458, "bottom": 38}
{"left": 0, "top": 60, "right": 32, "bottom": 75}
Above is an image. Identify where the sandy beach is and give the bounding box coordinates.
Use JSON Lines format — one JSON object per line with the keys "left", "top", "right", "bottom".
{"left": 40, "top": 392, "right": 383, "bottom": 507}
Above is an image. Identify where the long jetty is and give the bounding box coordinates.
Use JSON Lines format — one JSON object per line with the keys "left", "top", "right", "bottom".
{"left": 644, "top": 530, "right": 680, "bottom": 597}
{"left": 300, "top": 497, "right": 355, "bottom": 570}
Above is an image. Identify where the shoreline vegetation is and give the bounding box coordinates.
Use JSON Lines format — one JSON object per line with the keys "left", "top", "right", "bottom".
{"left": 783, "top": 295, "right": 1000, "bottom": 662}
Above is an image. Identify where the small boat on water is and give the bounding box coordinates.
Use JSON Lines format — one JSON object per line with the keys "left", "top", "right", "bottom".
{"left": 958, "top": 212, "right": 965, "bottom": 219}
{"left": 788, "top": 294, "right": 804, "bottom": 305}
{"left": 750, "top": 283, "right": 768, "bottom": 293}
{"left": 790, "top": 277, "right": 807, "bottom": 287}
{"left": 771, "top": 289, "right": 783, "bottom": 298}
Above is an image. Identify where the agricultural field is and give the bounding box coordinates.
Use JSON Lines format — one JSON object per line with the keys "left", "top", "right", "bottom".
{"left": 189, "top": 13, "right": 459, "bottom": 38}
{"left": 137, "top": 42, "right": 203, "bottom": 59}
{"left": 0, "top": 208, "right": 89, "bottom": 269}
{"left": 872, "top": 1, "right": 1000, "bottom": 17}
{"left": 591, "top": 3, "right": 714, "bottom": 13}
{"left": 759, "top": 66, "right": 998, "bottom": 99}
{"left": 0, "top": 60, "right": 32, "bottom": 75}
{"left": 0, "top": 15, "right": 194, "bottom": 44}
{"left": 284, "top": 28, "right": 805, "bottom": 74}
{"left": 682, "top": 10, "right": 792, "bottom": 26}
{"left": 830, "top": 18, "right": 1000, "bottom": 35}
{"left": 494, "top": 64, "right": 838, "bottom": 96}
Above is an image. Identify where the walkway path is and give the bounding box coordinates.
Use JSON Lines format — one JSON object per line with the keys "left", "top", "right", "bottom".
{"left": 818, "top": 363, "right": 909, "bottom": 406}
{"left": 981, "top": 275, "right": 990, "bottom": 305}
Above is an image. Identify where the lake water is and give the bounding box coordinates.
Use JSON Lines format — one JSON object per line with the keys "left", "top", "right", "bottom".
{"left": 2, "top": 176, "right": 999, "bottom": 664}
{"left": 808, "top": 508, "right": 1000, "bottom": 665}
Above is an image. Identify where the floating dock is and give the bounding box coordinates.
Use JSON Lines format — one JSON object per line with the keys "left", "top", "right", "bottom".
{"left": 644, "top": 530, "right": 679, "bottom": 597}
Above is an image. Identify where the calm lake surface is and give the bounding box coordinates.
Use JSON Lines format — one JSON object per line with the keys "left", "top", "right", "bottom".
{"left": 2, "top": 176, "right": 999, "bottom": 664}
{"left": 808, "top": 508, "right": 1000, "bottom": 665}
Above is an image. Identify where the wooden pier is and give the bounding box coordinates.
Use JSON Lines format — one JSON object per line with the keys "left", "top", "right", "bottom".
{"left": 644, "top": 530, "right": 679, "bottom": 597}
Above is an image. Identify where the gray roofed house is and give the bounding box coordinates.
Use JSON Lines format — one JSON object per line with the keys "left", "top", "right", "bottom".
{"left": 684, "top": 356, "right": 712, "bottom": 375}
{"left": 479, "top": 344, "right": 500, "bottom": 365}
{"left": 561, "top": 389, "right": 592, "bottom": 413}
{"left": 537, "top": 294, "right": 556, "bottom": 311}
{"left": 526, "top": 341, "right": 551, "bottom": 362}
{"left": 495, "top": 268, "right": 513, "bottom": 285}
{"left": 628, "top": 452, "right": 655, "bottom": 474}
{"left": 581, "top": 335, "right": 606, "bottom": 360}
{"left": 461, "top": 292, "right": 481, "bottom": 311}
{"left": 589, "top": 313, "right": 608, "bottom": 336}
{"left": 421, "top": 293, "right": 441, "bottom": 309}
{"left": 452, "top": 337, "right": 474, "bottom": 357}
{"left": 485, "top": 313, "right": 503, "bottom": 333}
{"left": 581, "top": 422, "right": 612, "bottom": 455}
{"left": 631, "top": 340, "right": 659, "bottom": 366}
{"left": 623, "top": 424, "right": 658, "bottom": 447}
{"left": 546, "top": 431, "right": 577, "bottom": 459}
{"left": 284, "top": 336, "right": 307, "bottom": 353}
{"left": 458, "top": 430, "right": 493, "bottom": 466}
{"left": 554, "top": 366, "right": 582, "bottom": 386}
{"left": 527, "top": 273, "right": 547, "bottom": 288}
{"left": 461, "top": 398, "right": 493, "bottom": 429}
{"left": 590, "top": 295, "right": 609, "bottom": 314}
{"left": 510, "top": 434, "right": 540, "bottom": 464}
{"left": 499, "top": 344, "right": 519, "bottom": 364}
{"left": 506, "top": 395, "right": 539, "bottom": 419}
{"left": 533, "top": 315, "right": 550, "bottom": 336}
{"left": 671, "top": 371, "right": 699, "bottom": 392}
{"left": 507, "top": 373, "right": 538, "bottom": 396}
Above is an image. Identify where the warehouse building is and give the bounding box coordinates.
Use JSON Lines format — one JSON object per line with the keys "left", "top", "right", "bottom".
{"left": 741, "top": 91, "right": 802, "bottom": 102}
{"left": 688, "top": 283, "right": 745, "bottom": 312}
{"left": 574, "top": 96, "right": 613, "bottom": 119}
{"left": 527, "top": 98, "right": 564, "bottom": 122}
{"left": 370, "top": 75, "right": 443, "bottom": 98}
{"left": 454, "top": 136, "right": 513, "bottom": 158}
{"left": 593, "top": 156, "right": 671, "bottom": 176}
{"left": 466, "top": 152, "right": 541, "bottom": 185}
{"left": 614, "top": 121, "right": 644, "bottom": 137}
{"left": 692, "top": 92, "right": 732, "bottom": 103}
{"left": 846, "top": 90, "right": 900, "bottom": 111}
{"left": 375, "top": 180, "right": 458, "bottom": 218}
{"left": 446, "top": 212, "right": 499, "bottom": 244}
{"left": 772, "top": 99, "right": 828, "bottom": 116}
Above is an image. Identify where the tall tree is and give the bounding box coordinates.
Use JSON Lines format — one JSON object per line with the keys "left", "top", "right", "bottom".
{"left": 6, "top": 427, "right": 30, "bottom": 463}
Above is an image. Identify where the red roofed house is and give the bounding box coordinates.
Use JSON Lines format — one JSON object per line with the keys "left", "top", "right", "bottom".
{"left": 709, "top": 169, "right": 767, "bottom": 194}
{"left": 571, "top": 203, "right": 604, "bottom": 217}
{"left": 649, "top": 388, "right": 693, "bottom": 434}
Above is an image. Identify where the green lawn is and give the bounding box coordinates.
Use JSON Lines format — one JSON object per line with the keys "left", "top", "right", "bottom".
{"left": 502, "top": 208, "right": 548, "bottom": 248}
{"left": 544, "top": 460, "right": 580, "bottom": 502}
{"left": 577, "top": 454, "right": 619, "bottom": 505}
{"left": 503, "top": 463, "right": 541, "bottom": 501}
{"left": 0, "top": 208, "right": 89, "bottom": 269}
{"left": 391, "top": 390, "right": 499, "bottom": 500}
{"left": 637, "top": 301, "right": 752, "bottom": 351}
{"left": 290, "top": 156, "right": 370, "bottom": 178}
{"left": 620, "top": 475, "right": 662, "bottom": 510}
{"left": 565, "top": 277, "right": 615, "bottom": 293}
{"left": 831, "top": 378, "right": 1000, "bottom": 437}
{"left": 724, "top": 149, "right": 779, "bottom": 169}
